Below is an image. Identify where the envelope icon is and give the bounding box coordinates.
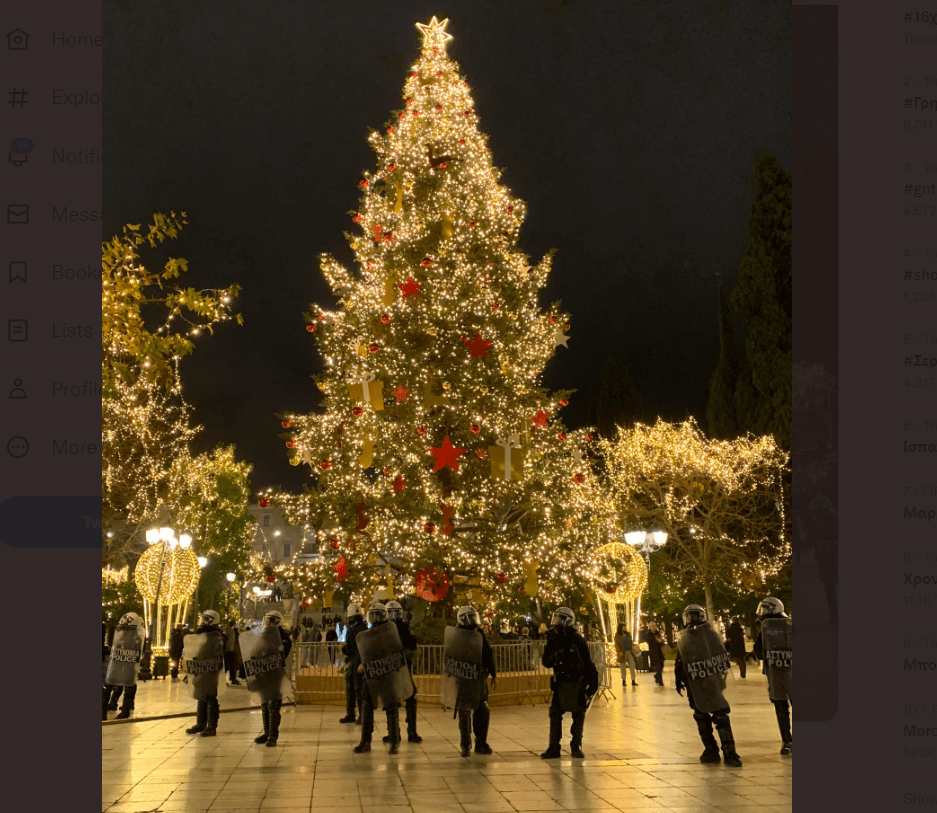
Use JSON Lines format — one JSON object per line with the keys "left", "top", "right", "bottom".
{"left": 7, "top": 204, "right": 29, "bottom": 224}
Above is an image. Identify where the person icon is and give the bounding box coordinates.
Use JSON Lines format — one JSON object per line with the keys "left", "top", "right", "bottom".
{"left": 8, "top": 379, "right": 26, "bottom": 399}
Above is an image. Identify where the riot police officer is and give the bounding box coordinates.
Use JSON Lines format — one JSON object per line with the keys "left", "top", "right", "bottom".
{"left": 453, "top": 605, "right": 497, "bottom": 757}
{"left": 249, "top": 610, "right": 292, "bottom": 747}
{"left": 185, "top": 609, "right": 226, "bottom": 737}
{"left": 540, "top": 607, "right": 598, "bottom": 759}
{"left": 103, "top": 612, "right": 145, "bottom": 720}
{"left": 674, "top": 604, "right": 742, "bottom": 767}
{"left": 340, "top": 603, "right": 367, "bottom": 725}
{"left": 753, "top": 597, "right": 792, "bottom": 755}
{"left": 383, "top": 600, "right": 422, "bottom": 744}
{"left": 354, "top": 602, "right": 410, "bottom": 754}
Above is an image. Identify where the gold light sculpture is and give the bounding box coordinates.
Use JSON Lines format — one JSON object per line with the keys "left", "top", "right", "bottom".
{"left": 134, "top": 543, "right": 201, "bottom": 651}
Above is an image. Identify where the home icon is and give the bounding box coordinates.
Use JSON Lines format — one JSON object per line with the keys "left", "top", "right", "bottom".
{"left": 7, "top": 29, "right": 29, "bottom": 50}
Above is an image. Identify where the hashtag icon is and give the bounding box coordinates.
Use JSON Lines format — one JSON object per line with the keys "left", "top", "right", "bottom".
{"left": 905, "top": 98, "right": 915, "bottom": 108}
{"left": 906, "top": 269, "right": 914, "bottom": 280}
{"left": 905, "top": 355, "right": 914, "bottom": 366}
{"left": 905, "top": 183, "right": 914, "bottom": 194}
{"left": 905, "top": 11, "right": 913, "bottom": 22}
{"left": 7, "top": 88, "right": 28, "bottom": 108}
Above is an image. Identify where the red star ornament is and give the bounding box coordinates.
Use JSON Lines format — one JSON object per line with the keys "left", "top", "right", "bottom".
{"left": 430, "top": 436, "right": 467, "bottom": 472}
{"left": 393, "top": 475, "right": 406, "bottom": 494}
{"left": 466, "top": 333, "right": 493, "bottom": 358}
{"left": 393, "top": 386, "right": 410, "bottom": 403}
{"left": 397, "top": 276, "right": 421, "bottom": 299}
{"left": 533, "top": 409, "right": 550, "bottom": 429}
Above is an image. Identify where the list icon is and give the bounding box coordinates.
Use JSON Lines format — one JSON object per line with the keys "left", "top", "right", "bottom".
{"left": 7, "top": 319, "right": 28, "bottom": 341}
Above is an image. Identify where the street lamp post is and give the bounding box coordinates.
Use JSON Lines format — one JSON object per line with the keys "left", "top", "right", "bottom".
{"left": 624, "top": 530, "right": 668, "bottom": 636}
{"left": 226, "top": 572, "right": 244, "bottom": 619}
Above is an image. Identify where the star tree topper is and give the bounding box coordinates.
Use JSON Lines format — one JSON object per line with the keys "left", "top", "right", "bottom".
{"left": 416, "top": 16, "right": 453, "bottom": 52}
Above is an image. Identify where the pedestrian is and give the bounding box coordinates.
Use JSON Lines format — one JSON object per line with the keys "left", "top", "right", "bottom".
{"left": 614, "top": 623, "right": 638, "bottom": 687}
{"left": 725, "top": 617, "right": 747, "bottom": 678}
{"left": 540, "top": 607, "right": 598, "bottom": 760}
{"left": 325, "top": 621, "right": 338, "bottom": 665}
{"left": 245, "top": 610, "right": 292, "bottom": 747}
{"left": 446, "top": 606, "right": 496, "bottom": 756}
{"left": 169, "top": 623, "right": 185, "bottom": 680}
{"left": 222, "top": 619, "right": 241, "bottom": 685}
{"left": 103, "top": 612, "right": 145, "bottom": 720}
{"left": 640, "top": 621, "right": 666, "bottom": 686}
{"left": 384, "top": 600, "right": 423, "bottom": 744}
{"left": 674, "top": 604, "right": 742, "bottom": 767}
{"left": 753, "top": 597, "right": 793, "bottom": 755}
{"left": 184, "top": 609, "right": 226, "bottom": 737}
{"left": 352, "top": 603, "right": 411, "bottom": 754}
{"left": 339, "top": 603, "right": 367, "bottom": 724}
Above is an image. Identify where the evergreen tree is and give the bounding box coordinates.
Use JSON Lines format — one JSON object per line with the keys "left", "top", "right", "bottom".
{"left": 593, "top": 358, "right": 643, "bottom": 437}
{"left": 731, "top": 155, "right": 792, "bottom": 448}
{"left": 706, "top": 286, "right": 740, "bottom": 438}
{"left": 277, "top": 18, "right": 603, "bottom": 611}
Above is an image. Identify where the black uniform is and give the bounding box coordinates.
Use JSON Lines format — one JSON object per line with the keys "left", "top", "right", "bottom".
{"left": 340, "top": 616, "right": 368, "bottom": 723}
{"left": 385, "top": 618, "right": 422, "bottom": 743}
{"left": 674, "top": 623, "right": 741, "bottom": 766}
{"left": 102, "top": 630, "right": 145, "bottom": 719}
{"left": 541, "top": 626, "right": 598, "bottom": 758}
{"left": 753, "top": 613, "right": 792, "bottom": 749}
{"left": 254, "top": 626, "right": 292, "bottom": 746}
{"left": 354, "top": 619, "right": 403, "bottom": 753}
{"left": 185, "top": 622, "right": 225, "bottom": 736}
{"left": 454, "top": 623, "right": 497, "bottom": 756}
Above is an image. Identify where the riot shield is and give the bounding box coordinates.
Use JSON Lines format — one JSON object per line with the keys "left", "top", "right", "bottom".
{"left": 357, "top": 621, "right": 413, "bottom": 709}
{"left": 239, "top": 627, "right": 292, "bottom": 705}
{"left": 441, "top": 626, "right": 485, "bottom": 711}
{"left": 182, "top": 632, "right": 226, "bottom": 700}
{"left": 105, "top": 625, "right": 144, "bottom": 687}
{"left": 676, "top": 623, "right": 730, "bottom": 714}
{"left": 761, "top": 617, "right": 792, "bottom": 703}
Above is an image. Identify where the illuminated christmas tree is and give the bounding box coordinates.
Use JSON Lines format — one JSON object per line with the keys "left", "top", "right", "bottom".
{"left": 277, "top": 18, "right": 605, "bottom": 610}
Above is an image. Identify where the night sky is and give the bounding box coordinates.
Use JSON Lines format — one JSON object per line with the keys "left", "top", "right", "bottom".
{"left": 104, "top": 1, "right": 791, "bottom": 493}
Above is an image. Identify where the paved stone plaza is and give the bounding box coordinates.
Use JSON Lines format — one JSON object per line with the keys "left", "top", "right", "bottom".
{"left": 102, "top": 665, "right": 792, "bottom": 813}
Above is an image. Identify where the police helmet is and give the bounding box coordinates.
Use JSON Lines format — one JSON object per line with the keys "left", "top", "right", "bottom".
{"left": 263, "top": 610, "right": 284, "bottom": 628}
{"left": 756, "top": 596, "right": 785, "bottom": 617}
{"left": 682, "top": 604, "right": 706, "bottom": 626}
{"left": 457, "top": 605, "right": 480, "bottom": 628}
{"left": 551, "top": 607, "right": 576, "bottom": 628}
{"left": 367, "top": 602, "right": 387, "bottom": 624}
{"left": 118, "top": 612, "right": 144, "bottom": 628}
{"left": 346, "top": 603, "right": 363, "bottom": 621}
{"left": 200, "top": 610, "right": 221, "bottom": 627}
{"left": 385, "top": 600, "right": 403, "bottom": 621}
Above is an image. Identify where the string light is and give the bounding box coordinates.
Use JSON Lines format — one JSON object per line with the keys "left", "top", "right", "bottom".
{"left": 134, "top": 544, "right": 200, "bottom": 604}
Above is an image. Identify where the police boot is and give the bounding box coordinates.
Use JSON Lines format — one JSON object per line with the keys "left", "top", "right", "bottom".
{"left": 473, "top": 702, "right": 492, "bottom": 754}
{"left": 386, "top": 706, "right": 401, "bottom": 754}
{"left": 774, "top": 700, "right": 792, "bottom": 755}
{"left": 116, "top": 685, "right": 136, "bottom": 719}
{"left": 201, "top": 696, "right": 219, "bottom": 737}
{"left": 254, "top": 704, "right": 270, "bottom": 744}
{"left": 266, "top": 700, "right": 281, "bottom": 747}
{"left": 353, "top": 700, "right": 373, "bottom": 753}
{"left": 406, "top": 694, "right": 423, "bottom": 743}
{"left": 106, "top": 685, "right": 121, "bottom": 711}
{"left": 102, "top": 687, "right": 110, "bottom": 720}
{"left": 458, "top": 710, "right": 473, "bottom": 757}
{"left": 186, "top": 700, "right": 207, "bottom": 734}
{"left": 569, "top": 710, "right": 586, "bottom": 758}
{"left": 540, "top": 706, "right": 562, "bottom": 759}
{"left": 694, "top": 711, "right": 720, "bottom": 763}
{"left": 713, "top": 711, "right": 742, "bottom": 767}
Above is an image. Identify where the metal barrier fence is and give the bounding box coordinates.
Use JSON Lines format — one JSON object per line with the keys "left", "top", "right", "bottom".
{"left": 290, "top": 640, "right": 613, "bottom": 706}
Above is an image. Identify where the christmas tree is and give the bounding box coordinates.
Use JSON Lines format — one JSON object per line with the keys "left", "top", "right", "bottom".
{"left": 277, "top": 18, "right": 607, "bottom": 612}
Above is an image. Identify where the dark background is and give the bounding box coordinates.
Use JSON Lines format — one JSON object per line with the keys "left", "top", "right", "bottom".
{"left": 104, "top": 0, "right": 792, "bottom": 492}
